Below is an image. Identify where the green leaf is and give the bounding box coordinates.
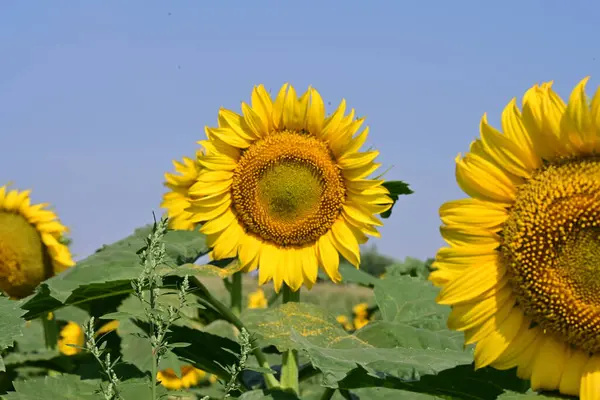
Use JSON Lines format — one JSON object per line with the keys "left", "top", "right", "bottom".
{"left": 238, "top": 389, "right": 300, "bottom": 399}
{"left": 21, "top": 226, "right": 209, "bottom": 319}
{"left": 348, "top": 387, "right": 438, "bottom": 399}
{"left": 293, "top": 330, "right": 472, "bottom": 387}
{"left": 0, "top": 297, "right": 27, "bottom": 371}
{"left": 243, "top": 302, "right": 363, "bottom": 352}
{"left": 374, "top": 276, "right": 450, "bottom": 330}
{"left": 354, "top": 321, "right": 463, "bottom": 350}
{"left": 384, "top": 257, "right": 431, "bottom": 279}
{"left": 339, "top": 261, "right": 379, "bottom": 287}
{"left": 3, "top": 375, "right": 101, "bottom": 399}
{"left": 380, "top": 180, "right": 413, "bottom": 219}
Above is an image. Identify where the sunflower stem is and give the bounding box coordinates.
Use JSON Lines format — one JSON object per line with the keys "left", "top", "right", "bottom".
{"left": 42, "top": 312, "right": 59, "bottom": 350}
{"left": 189, "top": 277, "right": 281, "bottom": 389}
{"left": 319, "top": 387, "right": 336, "bottom": 400}
{"left": 281, "top": 284, "right": 300, "bottom": 395}
{"left": 231, "top": 272, "right": 243, "bottom": 317}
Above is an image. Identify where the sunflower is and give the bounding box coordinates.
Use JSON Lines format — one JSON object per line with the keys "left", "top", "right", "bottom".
{"left": 187, "top": 84, "right": 392, "bottom": 292}
{"left": 247, "top": 288, "right": 268, "bottom": 309}
{"left": 58, "top": 321, "right": 84, "bottom": 356}
{"left": 161, "top": 152, "right": 203, "bottom": 231}
{"left": 0, "top": 184, "right": 74, "bottom": 298}
{"left": 157, "top": 365, "right": 206, "bottom": 390}
{"left": 336, "top": 314, "right": 354, "bottom": 331}
{"left": 352, "top": 302, "right": 371, "bottom": 329}
{"left": 431, "top": 77, "right": 600, "bottom": 398}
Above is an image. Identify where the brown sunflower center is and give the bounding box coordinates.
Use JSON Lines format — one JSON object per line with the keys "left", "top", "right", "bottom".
{"left": 231, "top": 131, "right": 346, "bottom": 247}
{"left": 0, "top": 211, "right": 52, "bottom": 298}
{"left": 502, "top": 156, "right": 600, "bottom": 352}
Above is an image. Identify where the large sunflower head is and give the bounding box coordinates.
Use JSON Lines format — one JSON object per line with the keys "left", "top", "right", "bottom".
{"left": 0, "top": 184, "right": 74, "bottom": 298}
{"left": 186, "top": 84, "right": 392, "bottom": 292}
{"left": 432, "top": 77, "right": 600, "bottom": 398}
{"left": 160, "top": 151, "right": 203, "bottom": 231}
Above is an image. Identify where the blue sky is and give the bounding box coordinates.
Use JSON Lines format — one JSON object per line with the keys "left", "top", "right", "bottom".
{"left": 1, "top": 1, "right": 598, "bottom": 262}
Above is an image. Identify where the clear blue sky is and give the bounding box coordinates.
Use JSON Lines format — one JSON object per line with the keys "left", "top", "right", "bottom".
{"left": 1, "top": 1, "right": 598, "bottom": 262}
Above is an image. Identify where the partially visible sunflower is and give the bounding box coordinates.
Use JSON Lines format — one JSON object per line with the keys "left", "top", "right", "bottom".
{"left": 352, "top": 302, "right": 371, "bottom": 329}
{"left": 96, "top": 319, "right": 120, "bottom": 336}
{"left": 187, "top": 84, "right": 392, "bottom": 292}
{"left": 157, "top": 365, "right": 206, "bottom": 390}
{"left": 58, "top": 321, "right": 84, "bottom": 356}
{"left": 336, "top": 314, "right": 353, "bottom": 331}
{"left": 247, "top": 288, "right": 268, "bottom": 309}
{"left": 432, "top": 77, "right": 600, "bottom": 398}
{"left": 0, "top": 184, "right": 74, "bottom": 298}
{"left": 161, "top": 151, "right": 203, "bottom": 231}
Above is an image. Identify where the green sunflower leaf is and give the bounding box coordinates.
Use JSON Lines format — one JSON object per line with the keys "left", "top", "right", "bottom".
{"left": 3, "top": 375, "right": 163, "bottom": 400}
{"left": 244, "top": 302, "right": 472, "bottom": 390}
{"left": 2, "top": 374, "right": 101, "bottom": 399}
{"left": 0, "top": 297, "right": 27, "bottom": 371}
{"left": 20, "top": 225, "right": 209, "bottom": 319}
{"left": 374, "top": 275, "right": 451, "bottom": 330}
{"left": 380, "top": 180, "right": 413, "bottom": 219}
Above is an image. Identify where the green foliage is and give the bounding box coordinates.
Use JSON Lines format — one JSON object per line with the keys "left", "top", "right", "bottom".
{"left": 380, "top": 180, "right": 413, "bottom": 219}
{"left": 0, "top": 297, "right": 27, "bottom": 371}
{"left": 0, "top": 219, "right": 564, "bottom": 400}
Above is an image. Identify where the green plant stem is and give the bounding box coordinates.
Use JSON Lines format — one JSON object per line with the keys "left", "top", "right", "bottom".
{"left": 149, "top": 288, "right": 157, "bottom": 400}
{"left": 267, "top": 289, "right": 282, "bottom": 306}
{"left": 280, "top": 284, "right": 300, "bottom": 395}
{"left": 319, "top": 387, "right": 336, "bottom": 400}
{"left": 42, "top": 312, "right": 59, "bottom": 350}
{"left": 190, "top": 277, "right": 280, "bottom": 389}
{"left": 231, "top": 272, "right": 243, "bottom": 317}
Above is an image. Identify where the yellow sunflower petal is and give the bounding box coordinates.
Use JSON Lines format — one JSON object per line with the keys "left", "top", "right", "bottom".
{"left": 474, "top": 306, "right": 524, "bottom": 369}
{"left": 558, "top": 349, "right": 588, "bottom": 397}
{"left": 436, "top": 259, "right": 506, "bottom": 305}
{"left": 530, "top": 335, "right": 568, "bottom": 391}
{"left": 317, "top": 233, "right": 341, "bottom": 283}
{"left": 581, "top": 355, "right": 600, "bottom": 400}
{"left": 455, "top": 151, "right": 520, "bottom": 204}
{"left": 439, "top": 199, "right": 507, "bottom": 230}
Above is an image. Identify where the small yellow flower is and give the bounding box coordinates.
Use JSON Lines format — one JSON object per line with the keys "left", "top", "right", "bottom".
{"left": 353, "top": 315, "right": 370, "bottom": 330}
{"left": 58, "top": 321, "right": 84, "bottom": 356}
{"left": 352, "top": 302, "right": 369, "bottom": 319}
{"left": 336, "top": 315, "right": 353, "bottom": 331}
{"left": 157, "top": 365, "right": 206, "bottom": 390}
{"left": 247, "top": 288, "right": 268, "bottom": 309}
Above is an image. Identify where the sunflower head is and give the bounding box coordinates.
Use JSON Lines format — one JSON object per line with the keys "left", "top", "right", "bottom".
{"left": 187, "top": 84, "right": 392, "bottom": 292}
{"left": 161, "top": 152, "right": 204, "bottom": 231}
{"left": 0, "top": 185, "right": 74, "bottom": 298}
{"left": 58, "top": 321, "right": 84, "bottom": 356}
{"left": 432, "top": 77, "right": 600, "bottom": 398}
{"left": 157, "top": 365, "right": 205, "bottom": 390}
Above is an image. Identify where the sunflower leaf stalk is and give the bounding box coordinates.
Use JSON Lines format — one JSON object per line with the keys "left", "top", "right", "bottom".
{"left": 42, "top": 312, "right": 59, "bottom": 350}
{"left": 131, "top": 216, "right": 190, "bottom": 400}
{"left": 280, "top": 284, "right": 300, "bottom": 395}
{"left": 188, "top": 276, "right": 281, "bottom": 389}
{"left": 230, "top": 271, "right": 243, "bottom": 317}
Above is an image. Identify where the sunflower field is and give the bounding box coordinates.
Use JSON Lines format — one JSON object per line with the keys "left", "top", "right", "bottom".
{"left": 1, "top": 80, "right": 600, "bottom": 400}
